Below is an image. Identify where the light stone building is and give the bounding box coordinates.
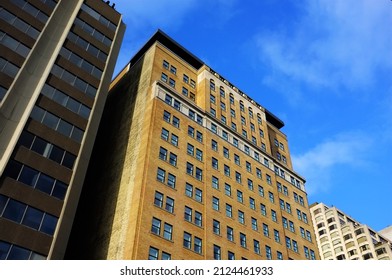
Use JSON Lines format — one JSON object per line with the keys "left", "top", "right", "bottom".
{"left": 310, "top": 202, "right": 392, "bottom": 260}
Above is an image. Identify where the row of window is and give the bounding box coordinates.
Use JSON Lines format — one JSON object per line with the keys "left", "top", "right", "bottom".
{"left": 17, "top": 130, "right": 76, "bottom": 169}
{"left": 50, "top": 64, "right": 97, "bottom": 98}
{"left": 0, "top": 241, "right": 46, "bottom": 260}
{"left": 11, "top": 0, "right": 49, "bottom": 24}
{"left": 59, "top": 47, "right": 103, "bottom": 79}
{"left": 0, "top": 31, "right": 31, "bottom": 58}
{"left": 74, "top": 18, "right": 112, "bottom": 47}
{"left": 41, "top": 83, "right": 91, "bottom": 119}
{"left": 67, "top": 31, "right": 108, "bottom": 62}
{"left": 0, "top": 194, "right": 58, "bottom": 236}
{"left": 80, "top": 3, "right": 117, "bottom": 31}
{"left": 162, "top": 60, "right": 196, "bottom": 89}
{"left": 0, "top": 8, "right": 40, "bottom": 39}
{"left": 213, "top": 244, "right": 278, "bottom": 260}
{"left": 4, "top": 160, "right": 68, "bottom": 200}
{"left": 0, "top": 57, "right": 20, "bottom": 80}
{"left": 30, "top": 105, "right": 84, "bottom": 143}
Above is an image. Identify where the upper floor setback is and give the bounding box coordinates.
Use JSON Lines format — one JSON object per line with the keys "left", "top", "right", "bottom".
{"left": 114, "top": 29, "right": 285, "bottom": 131}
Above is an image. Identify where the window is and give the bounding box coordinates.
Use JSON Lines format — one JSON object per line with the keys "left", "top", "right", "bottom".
{"left": 306, "top": 230, "right": 312, "bottom": 242}
{"left": 274, "top": 230, "right": 280, "bottom": 243}
{"left": 286, "top": 237, "right": 292, "bottom": 249}
{"left": 213, "top": 220, "right": 220, "bottom": 235}
{"left": 212, "top": 157, "right": 219, "bottom": 169}
{"left": 240, "top": 233, "right": 247, "bottom": 248}
{"left": 210, "top": 94, "right": 216, "bottom": 104}
{"left": 292, "top": 240, "right": 298, "bottom": 253}
{"left": 213, "top": 245, "right": 221, "bottom": 260}
{"left": 277, "top": 251, "right": 283, "bottom": 260}
{"left": 211, "top": 139, "right": 218, "bottom": 151}
{"left": 247, "top": 179, "right": 254, "bottom": 191}
{"left": 169, "top": 78, "right": 175, "bottom": 88}
{"left": 151, "top": 217, "right": 161, "bottom": 235}
{"left": 188, "top": 126, "right": 195, "bottom": 137}
{"left": 148, "top": 247, "right": 159, "bottom": 260}
{"left": 169, "top": 153, "right": 177, "bottom": 166}
{"left": 190, "top": 79, "right": 196, "bottom": 88}
{"left": 170, "top": 134, "right": 178, "bottom": 146}
{"left": 246, "top": 161, "right": 252, "bottom": 172}
{"left": 183, "top": 74, "right": 189, "bottom": 83}
{"left": 196, "top": 149, "right": 203, "bottom": 161}
{"left": 170, "top": 65, "right": 177, "bottom": 75}
{"left": 238, "top": 210, "right": 245, "bottom": 224}
{"left": 225, "top": 183, "right": 231, "bottom": 196}
{"left": 212, "top": 176, "right": 219, "bottom": 189}
{"left": 185, "top": 183, "right": 193, "bottom": 198}
{"left": 224, "top": 165, "right": 230, "bottom": 177}
{"left": 228, "top": 251, "right": 235, "bottom": 260}
{"left": 210, "top": 79, "right": 215, "bottom": 91}
{"left": 234, "top": 154, "right": 240, "bottom": 165}
{"left": 258, "top": 186, "right": 265, "bottom": 197}
{"left": 263, "top": 223, "right": 269, "bottom": 237}
{"left": 154, "top": 192, "right": 164, "bottom": 208}
{"left": 165, "top": 197, "right": 174, "bottom": 213}
{"left": 227, "top": 227, "right": 234, "bottom": 241}
{"left": 242, "top": 130, "right": 247, "bottom": 138}
{"left": 194, "top": 237, "right": 202, "bottom": 254}
{"left": 251, "top": 217, "right": 258, "bottom": 231}
{"left": 289, "top": 221, "right": 295, "bottom": 232}
{"left": 265, "top": 246, "right": 272, "bottom": 260}
{"left": 186, "top": 162, "right": 193, "bottom": 176}
{"left": 183, "top": 232, "right": 192, "bottom": 249}
{"left": 271, "top": 210, "right": 277, "bottom": 222}
{"left": 223, "top": 147, "right": 229, "bottom": 158}
{"left": 237, "top": 190, "right": 244, "bottom": 203}
{"left": 254, "top": 240, "right": 261, "bottom": 254}
{"left": 195, "top": 168, "right": 202, "bottom": 181}
{"left": 302, "top": 213, "right": 308, "bottom": 223}
{"left": 196, "top": 131, "right": 203, "bottom": 142}
{"left": 283, "top": 217, "right": 288, "bottom": 228}
{"left": 249, "top": 197, "right": 256, "bottom": 210}
{"left": 230, "top": 95, "right": 234, "bottom": 105}
{"left": 230, "top": 108, "right": 236, "bottom": 117}
{"left": 161, "top": 128, "right": 169, "bottom": 141}
{"left": 156, "top": 168, "right": 165, "bottom": 182}
{"left": 260, "top": 204, "right": 267, "bottom": 216}
{"left": 161, "top": 73, "right": 168, "bottom": 83}
{"left": 235, "top": 172, "right": 241, "bottom": 183}
{"left": 195, "top": 188, "right": 203, "bottom": 202}
{"left": 167, "top": 173, "right": 176, "bottom": 188}
{"left": 163, "top": 223, "right": 173, "bottom": 240}
{"left": 233, "top": 138, "right": 238, "bottom": 147}
{"left": 220, "top": 87, "right": 225, "bottom": 98}
{"left": 266, "top": 174, "right": 272, "bottom": 185}
{"left": 231, "top": 122, "right": 237, "bottom": 131}
{"left": 286, "top": 203, "right": 292, "bottom": 214}
{"left": 163, "top": 60, "right": 169, "bottom": 69}
{"left": 212, "top": 197, "right": 219, "bottom": 211}
{"left": 268, "top": 192, "right": 274, "bottom": 203}
{"left": 226, "top": 204, "right": 232, "bottom": 218}
{"left": 187, "top": 143, "right": 194, "bottom": 156}
{"left": 220, "top": 102, "right": 226, "bottom": 111}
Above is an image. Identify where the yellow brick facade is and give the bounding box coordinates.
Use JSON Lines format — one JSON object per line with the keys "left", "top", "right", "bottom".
{"left": 83, "top": 31, "right": 320, "bottom": 260}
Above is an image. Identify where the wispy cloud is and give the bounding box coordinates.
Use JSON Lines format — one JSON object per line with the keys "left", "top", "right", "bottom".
{"left": 256, "top": 0, "right": 392, "bottom": 95}
{"left": 292, "top": 131, "right": 372, "bottom": 195}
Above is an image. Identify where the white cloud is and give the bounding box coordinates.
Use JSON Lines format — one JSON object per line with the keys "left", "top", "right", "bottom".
{"left": 256, "top": 0, "right": 392, "bottom": 93}
{"left": 292, "top": 131, "right": 372, "bottom": 195}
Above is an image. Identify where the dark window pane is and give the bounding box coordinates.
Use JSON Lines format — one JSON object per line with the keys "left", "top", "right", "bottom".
{"left": 21, "top": 207, "right": 44, "bottom": 230}
{"left": 0, "top": 241, "right": 11, "bottom": 260}
{"left": 17, "top": 131, "right": 34, "bottom": 149}
{"left": 35, "top": 173, "right": 54, "bottom": 195}
{"left": 42, "top": 112, "right": 59, "bottom": 129}
{"left": 7, "top": 245, "right": 30, "bottom": 260}
{"left": 40, "top": 214, "right": 58, "bottom": 235}
{"left": 30, "top": 106, "right": 45, "bottom": 122}
{"left": 2, "top": 199, "right": 26, "bottom": 223}
{"left": 18, "top": 165, "right": 39, "bottom": 187}
{"left": 70, "top": 127, "right": 83, "bottom": 142}
{"left": 52, "top": 181, "right": 67, "bottom": 200}
{"left": 0, "top": 195, "right": 8, "bottom": 215}
{"left": 79, "top": 105, "right": 90, "bottom": 119}
{"left": 3, "top": 160, "right": 22, "bottom": 180}
{"left": 62, "top": 152, "right": 76, "bottom": 169}
{"left": 66, "top": 98, "right": 80, "bottom": 113}
{"left": 48, "top": 145, "right": 64, "bottom": 164}
{"left": 57, "top": 119, "right": 72, "bottom": 137}
{"left": 31, "top": 137, "right": 50, "bottom": 156}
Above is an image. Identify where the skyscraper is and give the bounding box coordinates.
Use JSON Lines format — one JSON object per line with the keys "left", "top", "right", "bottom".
{"left": 66, "top": 30, "right": 319, "bottom": 260}
{"left": 310, "top": 202, "right": 392, "bottom": 260}
{"left": 0, "top": 0, "right": 125, "bottom": 259}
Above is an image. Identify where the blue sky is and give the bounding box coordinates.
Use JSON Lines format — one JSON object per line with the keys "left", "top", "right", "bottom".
{"left": 112, "top": 0, "right": 392, "bottom": 231}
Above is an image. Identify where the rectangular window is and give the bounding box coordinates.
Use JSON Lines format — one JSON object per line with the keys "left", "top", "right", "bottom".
{"left": 183, "top": 74, "right": 189, "bottom": 83}
{"left": 213, "top": 219, "right": 220, "bottom": 235}
{"left": 240, "top": 233, "right": 247, "bottom": 248}
{"left": 263, "top": 223, "right": 269, "bottom": 237}
{"left": 226, "top": 204, "right": 232, "bottom": 218}
{"left": 249, "top": 197, "right": 255, "bottom": 210}
{"left": 227, "top": 227, "right": 234, "bottom": 241}
{"left": 237, "top": 190, "right": 243, "bottom": 203}
{"left": 274, "top": 230, "right": 280, "bottom": 243}
{"left": 212, "top": 197, "right": 219, "bottom": 211}
{"left": 225, "top": 183, "right": 231, "bottom": 196}
{"left": 254, "top": 240, "right": 260, "bottom": 254}
{"left": 238, "top": 210, "right": 245, "bottom": 224}
{"left": 212, "top": 176, "right": 219, "bottom": 189}
{"left": 161, "top": 73, "right": 168, "bottom": 82}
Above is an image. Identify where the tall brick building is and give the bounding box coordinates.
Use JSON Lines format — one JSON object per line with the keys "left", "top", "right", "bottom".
{"left": 66, "top": 30, "right": 319, "bottom": 260}
{"left": 0, "top": 0, "right": 125, "bottom": 259}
